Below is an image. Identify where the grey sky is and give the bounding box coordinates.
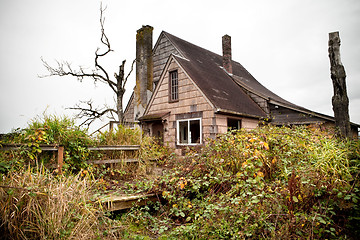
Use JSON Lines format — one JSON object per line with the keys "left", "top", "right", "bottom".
{"left": 0, "top": 0, "right": 359, "bottom": 133}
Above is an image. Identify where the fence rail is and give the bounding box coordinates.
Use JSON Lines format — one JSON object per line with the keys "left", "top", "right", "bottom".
{"left": 88, "top": 145, "right": 140, "bottom": 151}
{"left": 0, "top": 143, "right": 59, "bottom": 151}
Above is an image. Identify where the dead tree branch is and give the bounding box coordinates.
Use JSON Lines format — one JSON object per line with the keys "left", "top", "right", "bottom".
{"left": 40, "top": 4, "right": 135, "bottom": 128}
{"left": 68, "top": 100, "right": 117, "bottom": 127}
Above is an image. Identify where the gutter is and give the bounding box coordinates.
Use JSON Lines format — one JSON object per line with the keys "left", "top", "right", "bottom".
{"left": 215, "top": 108, "right": 266, "bottom": 120}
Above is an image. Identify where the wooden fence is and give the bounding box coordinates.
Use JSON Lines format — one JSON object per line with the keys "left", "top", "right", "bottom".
{"left": 0, "top": 144, "right": 141, "bottom": 174}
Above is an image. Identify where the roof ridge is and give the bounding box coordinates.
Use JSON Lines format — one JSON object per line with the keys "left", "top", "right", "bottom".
{"left": 162, "top": 31, "right": 225, "bottom": 60}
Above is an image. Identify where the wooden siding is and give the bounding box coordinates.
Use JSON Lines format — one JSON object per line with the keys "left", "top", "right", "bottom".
{"left": 153, "top": 34, "right": 181, "bottom": 84}
{"left": 146, "top": 59, "right": 214, "bottom": 149}
{"left": 270, "top": 104, "right": 326, "bottom": 125}
{"left": 123, "top": 94, "right": 135, "bottom": 123}
{"left": 215, "top": 115, "right": 228, "bottom": 134}
{"left": 242, "top": 118, "right": 259, "bottom": 130}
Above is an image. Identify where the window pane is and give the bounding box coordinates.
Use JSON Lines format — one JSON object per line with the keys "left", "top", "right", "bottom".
{"left": 179, "top": 121, "right": 188, "bottom": 144}
{"left": 190, "top": 120, "right": 200, "bottom": 143}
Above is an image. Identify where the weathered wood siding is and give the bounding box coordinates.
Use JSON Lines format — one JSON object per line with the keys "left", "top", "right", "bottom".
{"left": 146, "top": 58, "right": 214, "bottom": 150}
{"left": 242, "top": 118, "right": 259, "bottom": 129}
{"left": 270, "top": 104, "right": 326, "bottom": 125}
{"left": 123, "top": 94, "right": 134, "bottom": 124}
{"left": 153, "top": 34, "right": 181, "bottom": 84}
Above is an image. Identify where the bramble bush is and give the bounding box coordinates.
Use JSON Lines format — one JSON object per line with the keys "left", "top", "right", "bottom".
{"left": 0, "top": 114, "right": 169, "bottom": 190}
{"left": 0, "top": 115, "right": 170, "bottom": 239}
{"left": 2, "top": 117, "right": 359, "bottom": 239}
{"left": 120, "top": 126, "right": 360, "bottom": 239}
{"left": 0, "top": 115, "right": 93, "bottom": 173}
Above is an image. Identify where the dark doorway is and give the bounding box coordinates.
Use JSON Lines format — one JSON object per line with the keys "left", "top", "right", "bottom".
{"left": 152, "top": 121, "right": 164, "bottom": 144}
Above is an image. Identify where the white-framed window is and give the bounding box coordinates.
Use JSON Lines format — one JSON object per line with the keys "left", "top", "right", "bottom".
{"left": 177, "top": 118, "right": 202, "bottom": 145}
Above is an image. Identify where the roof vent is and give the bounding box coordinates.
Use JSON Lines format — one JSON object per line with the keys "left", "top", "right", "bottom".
{"left": 222, "top": 34, "right": 232, "bottom": 74}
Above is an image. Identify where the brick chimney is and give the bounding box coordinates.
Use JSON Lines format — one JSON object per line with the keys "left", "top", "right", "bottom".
{"left": 222, "top": 34, "right": 232, "bottom": 74}
{"left": 134, "top": 25, "right": 153, "bottom": 120}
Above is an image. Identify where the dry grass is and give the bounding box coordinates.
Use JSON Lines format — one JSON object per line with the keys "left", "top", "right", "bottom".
{"left": 0, "top": 165, "right": 117, "bottom": 240}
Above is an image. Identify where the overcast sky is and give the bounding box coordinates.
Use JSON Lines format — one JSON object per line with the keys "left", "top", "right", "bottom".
{"left": 0, "top": 0, "right": 359, "bottom": 133}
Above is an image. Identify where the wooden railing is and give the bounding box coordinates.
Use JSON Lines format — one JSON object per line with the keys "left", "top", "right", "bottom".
{"left": 0, "top": 144, "right": 64, "bottom": 173}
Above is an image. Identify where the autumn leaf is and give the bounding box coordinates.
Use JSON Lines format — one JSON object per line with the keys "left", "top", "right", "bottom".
{"left": 263, "top": 142, "right": 269, "bottom": 150}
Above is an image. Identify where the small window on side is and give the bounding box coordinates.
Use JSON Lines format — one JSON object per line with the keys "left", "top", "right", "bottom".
{"left": 227, "top": 118, "right": 241, "bottom": 131}
{"left": 169, "top": 70, "right": 178, "bottom": 102}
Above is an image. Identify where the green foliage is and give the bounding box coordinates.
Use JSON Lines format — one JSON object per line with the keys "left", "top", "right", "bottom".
{"left": 1, "top": 114, "right": 94, "bottom": 172}
{"left": 96, "top": 125, "right": 142, "bottom": 145}
{"left": 87, "top": 126, "right": 170, "bottom": 189}
{"left": 118, "top": 126, "right": 360, "bottom": 239}
{"left": 2, "top": 118, "right": 359, "bottom": 239}
{"left": 0, "top": 115, "right": 178, "bottom": 238}
{"left": 139, "top": 136, "right": 173, "bottom": 164}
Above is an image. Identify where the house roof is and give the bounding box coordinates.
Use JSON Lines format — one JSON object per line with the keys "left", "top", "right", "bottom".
{"left": 162, "top": 32, "right": 360, "bottom": 128}
{"left": 131, "top": 30, "right": 358, "bottom": 130}
{"left": 163, "top": 32, "right": 267, "bottom": 119}
{"left": 163, "top": 32, "right": 307, "bottom": 109}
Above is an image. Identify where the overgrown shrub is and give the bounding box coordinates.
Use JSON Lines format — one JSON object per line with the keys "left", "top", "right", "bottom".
{"left": 96, "top": 125, "right": 142, "bottom": 146}
{"left": 0, "top": 114, "right": 93, "bottom": 172}
{"left": 120, "top": 126, "right": 360, "bottom": 239}
{"left": 88, "top": 131, "right": 172, "bottom": 193}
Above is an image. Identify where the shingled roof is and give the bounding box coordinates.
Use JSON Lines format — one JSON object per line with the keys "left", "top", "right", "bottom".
{"left": 163, "top": 32, "right": 267, "bottom": 119}
{"left": 162, "top": 32, "right": 350, "bottom": 125}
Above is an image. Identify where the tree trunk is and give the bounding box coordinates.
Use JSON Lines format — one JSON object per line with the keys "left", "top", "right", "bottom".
{"left": 116, "top": 60, "right": 126, "bottom": 124}
{"left": 328, "top": 31, "right": 351, "bottom": 138}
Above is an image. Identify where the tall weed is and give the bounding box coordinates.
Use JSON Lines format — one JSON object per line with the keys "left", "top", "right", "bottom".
{"left": 0, "top": 165, "right": 116, "bottom": 239}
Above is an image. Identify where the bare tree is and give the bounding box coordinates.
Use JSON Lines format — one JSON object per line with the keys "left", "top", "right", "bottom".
{"left": 40, "top": 5, "right": 134, "bottom": 128}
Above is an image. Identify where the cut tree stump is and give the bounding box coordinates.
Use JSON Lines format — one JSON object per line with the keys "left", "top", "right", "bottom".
{"left": 100, "top": 193, "right": 159, "bottom": 211}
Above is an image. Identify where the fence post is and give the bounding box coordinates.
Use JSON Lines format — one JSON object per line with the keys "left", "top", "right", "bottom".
{"left": 57, "top": 146, "right": 64, "bottom": 174}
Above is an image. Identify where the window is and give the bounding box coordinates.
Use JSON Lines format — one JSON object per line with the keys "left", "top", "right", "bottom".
{"left": 227, "top": 118, "right": 241, "bottom": 131}
{"left": 177, "top": 118, "right": 202, "bottom": 145}
{"left": 169, "top": 70, "right": 178, "bottom": 101}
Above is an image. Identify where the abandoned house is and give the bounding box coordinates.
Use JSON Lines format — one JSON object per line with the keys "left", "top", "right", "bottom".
{"left": 124, "top": 25, "right": 359, "bottom": 153}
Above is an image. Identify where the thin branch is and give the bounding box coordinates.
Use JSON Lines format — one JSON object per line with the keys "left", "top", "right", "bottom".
{"left": 40, "top": 57, "right": 117, "bottom": 93}
{"left": 68, "top": 100, "right": 117, "bottom": 128}
{"left": 94, "top": 4, "right": 115, "bottom": 92}
{"left": 124, "top": 59, "right": 136, "bottom": 88}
